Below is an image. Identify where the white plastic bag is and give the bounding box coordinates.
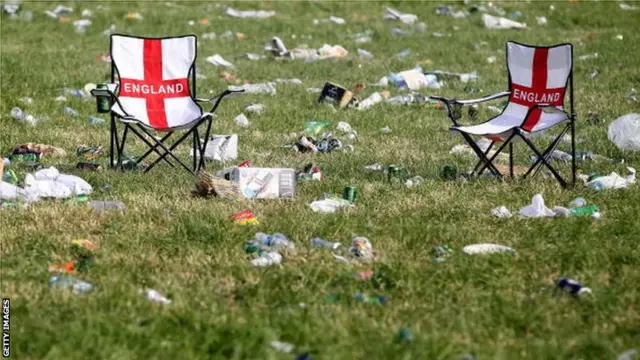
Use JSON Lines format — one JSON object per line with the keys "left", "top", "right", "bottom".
{"left": 35, "top": 167, "right": 93, "bottom": 195}
{"left": 608, "top": 113, "right": 640, "bottom": 151}
{"left": 519, "top": 194, "right": 555, "bottom": 218}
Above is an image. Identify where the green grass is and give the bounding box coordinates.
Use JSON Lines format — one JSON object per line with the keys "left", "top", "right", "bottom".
{"left": 1, "top": 1, "right": 640, "bottom": 359}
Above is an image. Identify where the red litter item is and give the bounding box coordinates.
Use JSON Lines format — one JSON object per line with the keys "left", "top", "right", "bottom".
{"left": 237, "top": 160, "right": 252, "bottom": 168}
{"left": 231, "top": 209, "right": 259, "bottom": 225}
{"left": 355, "top": 269, "right": 375, "bottom": 281}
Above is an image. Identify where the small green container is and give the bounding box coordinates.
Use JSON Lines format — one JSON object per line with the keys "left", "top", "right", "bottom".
{"left": 441, "top": 165, "right": 458, "bottom": 180}
{"left": 343, "top": 186, "right": 357, "bottom": 203}
{"left": 96, "top": 83, "right": 111, "bottom": 113}
{"left": 388, "top": 165, "right": 401, "bottom": 183}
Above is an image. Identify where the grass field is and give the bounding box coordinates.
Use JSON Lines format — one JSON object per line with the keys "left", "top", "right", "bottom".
{"left": 1, "top": 1, "right": 640, "bottom": 359}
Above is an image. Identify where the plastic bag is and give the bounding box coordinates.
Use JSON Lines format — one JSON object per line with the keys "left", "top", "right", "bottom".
{"left": 608, "top": 113, "right": 640, "bottom": 151}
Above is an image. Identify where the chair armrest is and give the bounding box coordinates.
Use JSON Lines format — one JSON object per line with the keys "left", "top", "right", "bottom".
{"left": 430, "top": 91, "right": 510, "bottom": 127}
{"left": 430, "top": 91, "right": 511, "bottom": 107}
{"left": 195, "top": 89, "right": 245, "bottom": 113}
{"left": 534, "top": 104, "right": 568, "bottom": 116}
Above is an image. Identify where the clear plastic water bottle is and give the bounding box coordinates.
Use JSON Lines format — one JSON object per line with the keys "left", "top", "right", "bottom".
{"left": 49, "top": 275, "right": 94, "bottom": 295}
{"left": 311, "top": 237, "right": 341, "bottom": 250}
{"left": 250, "top": 251, "right": 282, "bottom": 267}
{"left": 88, "top": 200, "right": 127, "bottom": 214}
{"left": 64, "top": 106, "right": 79, "bottom": 117}
{"left": 262, "top": 232, "right": 295, "bottom": 250}
{"left": 357, "top": 92, "right": 383, "bottom": 110}
{"left": 10, "top": 107, "right": 25, "bottom": 120}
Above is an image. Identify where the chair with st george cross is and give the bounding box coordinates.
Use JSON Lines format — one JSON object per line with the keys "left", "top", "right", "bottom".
{"left": 430, "top": 41, "right": 577, "bottom": 188}
{"left": 90, "top": 34, "right": 244, "bottom": 175}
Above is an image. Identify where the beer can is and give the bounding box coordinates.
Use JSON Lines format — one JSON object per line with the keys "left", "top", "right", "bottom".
{"left": 343, "top": 186, "right": 357, "bottom": 203}
{"left": 96, "top": 83, "right": 111, "bottom": 113}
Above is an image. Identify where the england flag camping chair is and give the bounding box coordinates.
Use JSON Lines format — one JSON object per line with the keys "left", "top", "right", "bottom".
{"left": 90, "top": 34, "right": 243, "bottom": 174}
{"left": 430, "top": 41, "right": 577, "bottom": 188}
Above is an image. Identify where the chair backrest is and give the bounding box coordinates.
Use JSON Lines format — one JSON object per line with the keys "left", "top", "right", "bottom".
{"left": 110, "top": 34, "right": 202, "bottom": 130}
{"left": 505, "top": 41, "right": 573, "bottom": 132}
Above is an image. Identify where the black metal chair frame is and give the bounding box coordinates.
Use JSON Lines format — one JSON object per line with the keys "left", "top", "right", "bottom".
{"left": 430, "top": 42, "right": 577, "bottom": 188}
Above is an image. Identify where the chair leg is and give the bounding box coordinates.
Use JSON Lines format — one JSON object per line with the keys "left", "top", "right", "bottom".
{"left": 524, "top": 125, "right": 569, "bottom": 179}
{"left": 198, "top": 115, "right": 214, "bottom": 171}
{"left": 135, "top": 126, "right": 199, "bottom": 174}
{"left": 110, "top": 115, "right": 116, "bottom": 169}
{"left": 475, "top": 132, "right": 518, "bottom": 177}
{"left": 135, "top": 131, "right": 175, "bottom": 167}
{"left": 192, "top": 127, "right": 199, "bottom": 172}
{"left": 460, "top": 133, "right": 504, "bottom": 177}
{"left": 471, "top": 142, "right": 494, "bottom": 176}
{"left": 519, "top": 132, "right": 568, "bottom": 188}
{"left": 116, "top": 124, "right": 129, "bottom": 171}
{"left": 509, "top": 142, "right": 514, "bottom": 178}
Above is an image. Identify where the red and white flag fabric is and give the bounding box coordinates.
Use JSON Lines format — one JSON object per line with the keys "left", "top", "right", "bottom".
{"left": 505, "top": 42, "right": 572, "bottom": 132}
{"left": 110, "top": 35, "right": 203, "bottom": 130}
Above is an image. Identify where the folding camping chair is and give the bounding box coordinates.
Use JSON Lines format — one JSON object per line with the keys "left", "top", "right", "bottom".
{"left": 430, "top": 41, "right": 577, "bottom": 188}
{"left": 90, "top": 34, "right": 243, "bottom": 174}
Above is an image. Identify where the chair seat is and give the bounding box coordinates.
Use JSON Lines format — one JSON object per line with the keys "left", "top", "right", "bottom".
{"left": 451, "top": 111, "right": 568, "bottom": 136}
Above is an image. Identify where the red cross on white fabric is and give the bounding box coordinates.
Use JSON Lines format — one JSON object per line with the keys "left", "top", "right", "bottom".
{"left": 118, "top": 39, "right": 191, "bottom": 129}
{"left": 509, "top": 48, "right": 566, "bottom": 132}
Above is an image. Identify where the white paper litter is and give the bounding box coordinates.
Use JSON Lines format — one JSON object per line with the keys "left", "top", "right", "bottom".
{"left": 224, "top": 7, "right": 275, "bottom": 19}
{"left": 491, "top": 206, "right": 512, "bottom": 218}
{"left": 234, "top": 113, "right": 250, "bottom": 127}
{"left": 244, "top": 103, "right": 265, "bottom": 115}
{"left": 206, "top": 54, "right": 234, "bottom": 68}
{"left": 463, "top": 244, "right": 515, "bottom": 255}
{"left": 519, "top": 194, "right": 555, "bottom": 218}
{"left": 144, "top": 289, "right": 172, "bottom": 305}
{"left": 384, "top": 7, "right": 418, "bottom": 24}
{"left": 482, "top": 14, "right": 526, "bottom": 29}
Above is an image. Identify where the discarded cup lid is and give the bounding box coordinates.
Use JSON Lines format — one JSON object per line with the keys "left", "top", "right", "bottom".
{"left": 463, "top": 243, "right": 515, "bottom": 255}
{"left": 83, "top": 83, "right": 97, "bottom": 94}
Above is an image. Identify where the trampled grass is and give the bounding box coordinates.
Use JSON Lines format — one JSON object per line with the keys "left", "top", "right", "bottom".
{"left": 1, "top": 1, "right": 639, "bottom": 359}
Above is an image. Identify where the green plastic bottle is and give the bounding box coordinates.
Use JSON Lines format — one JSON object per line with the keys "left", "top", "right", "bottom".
{"left": 570, "top": 205, "right": 599, "bottom": 216}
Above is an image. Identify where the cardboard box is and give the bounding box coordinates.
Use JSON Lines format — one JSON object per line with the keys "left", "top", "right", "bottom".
{"left": 230, "top": 167, "right": 295, "bottom": 199}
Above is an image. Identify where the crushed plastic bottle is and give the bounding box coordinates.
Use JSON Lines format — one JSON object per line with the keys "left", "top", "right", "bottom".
{"left": 10, "top": 107, "right": 38, "bottom": 125}
{"left": 143, "top": 288, "right": 172, "bottom": 305}
{"left": 49, "top": 275, "right": 94, "bottom": 295}
{"left": 88, "top": 116, "right": 105, "bottom": 125}
{"left": 578, "top": 53, "right": 599, "bottom": 61}
{"left": 357, "top": 92, "right": 385, "bottom": 110}
{"left": 88, "top": 200, "right": 127, "bottom": 214}
{"left": 63, "top": 106, "right": 79, "bottom": 117}
{"left": 250, "top": 251, "right": 282, "bottom": 267}
{"left": 556, "top": 277, "right": 592, "bottom": 297}
{"left": 311, "top": 237, "right": 341, "bottom": 250}
{"left": 255, "top": 232, "right": 295, "bottom": 250}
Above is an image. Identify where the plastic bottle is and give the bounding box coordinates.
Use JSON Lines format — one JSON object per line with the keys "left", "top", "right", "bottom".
{"left": 88, "top": 200, "right": 127, "bottom": 214}
{"left": 311, "top": 237, "right": 341, "bottom": 250}
{"left": 568, "top": 197, "right": 587, "bottom": 208}
{"left": 250, "top": 251, "right": 282, "bottom": 267}
{"left": 10, "top": 107, "right": 25, "bottom": 120}
{"left": 556, "top": 277, "right": 592, "bottom": 296}
{"left": 386, "top": 94, "right": 414, "bottom": 105}
{"left": 64, "top": 106, "right": 79, "bottom": 117}
{"left": 357, "top": 92, "right": 383, "bottom": 110}
{"left": 570, "top": 204, "right": 599, "bottom": 216}
{"left": 229, "top": 83, "right": 276, "bottom": 96}
{"left": 49, "top": 275, "right": 94, "bottom": 295}
{"left": 255, "top": 232, "right": 294, "bottom": 250}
